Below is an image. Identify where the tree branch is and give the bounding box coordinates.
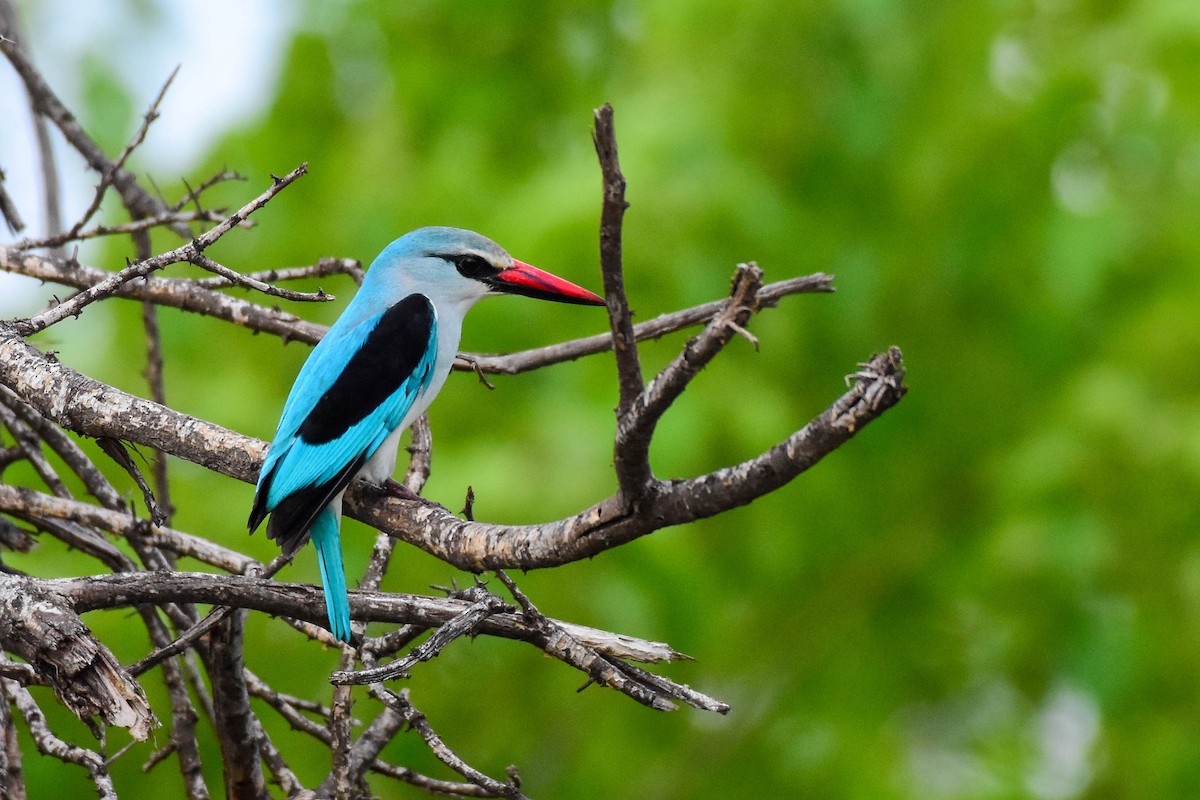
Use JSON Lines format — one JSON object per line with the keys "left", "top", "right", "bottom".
{"left": 0, "top": 292, "right": 897, "bottom": 577}
{"left": 62, "top": 66, "right": 178, "bottom": 244}
{"left": 349, "top": 346, "right": 906, "bottom": 571}
{"left": 591, "top": 102, "right": 657, "bottom": 504}
{"left": 0, "top": 32, "right": 186, "bottom": 239}
{"left": 198, "top": 610, "right": 264, "bottom": 800}
{"left": 9, "top": 164, "right": 308, "bottom": 336}
{"left": 0, "top": 576, "right": 156, "bottom": 740}
{"left": 369, "top": 688, "right": 530, "bottom": 800}
{"left": 43, "top": 571, "right": 682, "bottom": 666}
{"left": 2, "top": 679, "right": 118, "bottom": 799}
{"left": 456, "top": 270, "right": 834, "bottom": 374}
{"left": 0, "top": 248, "right": 329, "bottom": 344}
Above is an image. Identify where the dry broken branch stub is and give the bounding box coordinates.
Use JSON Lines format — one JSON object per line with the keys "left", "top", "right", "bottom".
{"left": 0, "top": 575, "right": 156, "bottom": 741}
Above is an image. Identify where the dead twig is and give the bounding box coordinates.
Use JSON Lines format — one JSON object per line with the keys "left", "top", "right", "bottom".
{"left": 10, "top": 164, "right": 308, "bottom": 336}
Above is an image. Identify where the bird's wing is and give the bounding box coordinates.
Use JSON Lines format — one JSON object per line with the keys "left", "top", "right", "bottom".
{"left": 249, "top": 294, "right": 438, "bottom": 554}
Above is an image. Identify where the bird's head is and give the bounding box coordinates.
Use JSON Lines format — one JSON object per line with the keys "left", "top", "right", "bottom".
{"left": 370, "top": 227, "right": 605, "bottom": 312}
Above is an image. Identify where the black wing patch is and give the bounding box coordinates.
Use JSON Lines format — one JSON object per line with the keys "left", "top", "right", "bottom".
{"left": 264, "top": 452, "right": 366, "bottom": 556}
{"left": 247, "top": 468, "right": 274, "bottom": 533}
{"left": 298, "top": 294, "right": 436, "bottom": 445}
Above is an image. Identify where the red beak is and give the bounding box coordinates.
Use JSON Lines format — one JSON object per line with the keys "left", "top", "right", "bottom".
{"left": 491, "top": 260, "right": 606, "bottom": 306}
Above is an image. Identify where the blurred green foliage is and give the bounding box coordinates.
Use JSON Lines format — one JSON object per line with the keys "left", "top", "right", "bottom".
{"left": 9, "top": 0, "right": 1200, "bottom": 797}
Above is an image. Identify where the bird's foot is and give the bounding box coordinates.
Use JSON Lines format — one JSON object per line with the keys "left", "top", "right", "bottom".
{"left": 382, "top": 478, "right": 435, "bottom": 505}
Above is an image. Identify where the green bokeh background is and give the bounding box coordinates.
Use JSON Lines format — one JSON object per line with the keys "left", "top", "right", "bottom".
{"left": 6, "top": 1, "right": 1200, "bottom": 797}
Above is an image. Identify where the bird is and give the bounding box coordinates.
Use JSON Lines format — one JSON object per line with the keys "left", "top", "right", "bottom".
{"left": 248, "top": 226, "right": 605, "bottom": 642}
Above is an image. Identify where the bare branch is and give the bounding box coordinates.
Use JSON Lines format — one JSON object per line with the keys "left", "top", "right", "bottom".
{"left": 198, "top": 610, "right": 265, "bottom": 800}
{"left": 0, "top": 656, "right": 39, "bottom": 685}
{"left": 9, "top": 164, "right": 308, "bottom": 335}
{"left": 149, "top": 650, "right": 209, "bottom": 799}
{"left": 0, "top": 576, "right": 157, "bottom": 740}
{"left": 140, "top": 299, "right": 175, "bottom": 525}
{"left": 592, "top": 103, "right": 643, "bottom": 421}
{"left": 328, "top": 648, "right": 355, "bottom": 800}
{"left": 369, "top": 688, "right": 530, "bottom": 800}
{"left": 125, "top": 553, "right": 295, "bottom": 677}
{"left": 614, "top": 263, "right": 764, "bottom": 498}
{"left": 246, "top": 670, "right": 334, "bottom": 742}
{"left": 190, "top": 256, "right": 364, "bottom": 289}
{"left": 0, "top": 484, "right": 256, "bottom": 573}
{"left": 251, "top": 717, "right": 304, "bottom": 797}
{"left": 349, "top": 347, "right": 906, "bottom": 571}
{"left": 0, "top": 316, "right": 904, "bottom": 573}
{"left": 331, "top": 588, "right": 507, "bottom": 685}
{"left": 0, "top": 167, "right": 25, "bottom": 234}
{"left": 169, "top": 169, "right": 246, "bottom": 213}
{"left": 0, "top": 248, "right": 328, "bottom": 344}
{"left": 2, "top": 246, "right": 828, "bottom": 371}
{"left": 96, "top": 436, "right": 167, "bottom": 525}
{"left": 0, "top": 402, "right": 71, "bottom": 498}
{"left": 0, "top": 668, "right": 26, "bottom": 800}
{"left": 38, "top": 571, "right": 684, "bottom": 667}
{"left": 456, "top": 271, "right": 834, "bottom": 375}
{"left": 63, "top": 65, "right": 178, "bottom": 242}
{"left": 492, "top": 570, "right": 724, "bottom": 713}
{"left": 14, "top": 210, "right": 232, "bottom": 256}
{"left": 0, "top": 379, "right": 125, "bottom": 512}
{"left": 338, "top": 701, "right": 406, "bottom": 792}
{"left": 2, "top": 680, "right": 118, "bottom": 799}
{"left": 0, "top": 33, "right": 186, "bottom": 238}
{"left": 188, "top": 252, "right": 334, "bottom": 303}
{"left": 0, "top": 6, "right": 62, "bottom": 246}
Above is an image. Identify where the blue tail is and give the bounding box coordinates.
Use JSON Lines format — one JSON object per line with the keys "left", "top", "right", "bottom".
{"left": 310, "top": 506, "right": 351, "bottom": 642}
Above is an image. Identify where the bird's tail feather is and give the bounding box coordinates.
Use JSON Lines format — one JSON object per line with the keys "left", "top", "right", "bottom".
{"left": 310, "top": 506, "right": 352, "bottom": 642}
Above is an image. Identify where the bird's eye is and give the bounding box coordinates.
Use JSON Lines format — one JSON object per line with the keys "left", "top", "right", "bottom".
{"left": 454, "top": 255, "right": 495, "bottom": 279}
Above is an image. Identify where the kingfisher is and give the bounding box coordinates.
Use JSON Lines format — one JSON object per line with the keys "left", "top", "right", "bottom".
{"left": 248, "top": 227, "right": 605, "bottom": 642}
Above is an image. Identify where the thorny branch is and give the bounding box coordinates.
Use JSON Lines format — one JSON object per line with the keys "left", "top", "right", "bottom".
{"left": 0, "top": 28, "right": 905, "bottom": 800}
